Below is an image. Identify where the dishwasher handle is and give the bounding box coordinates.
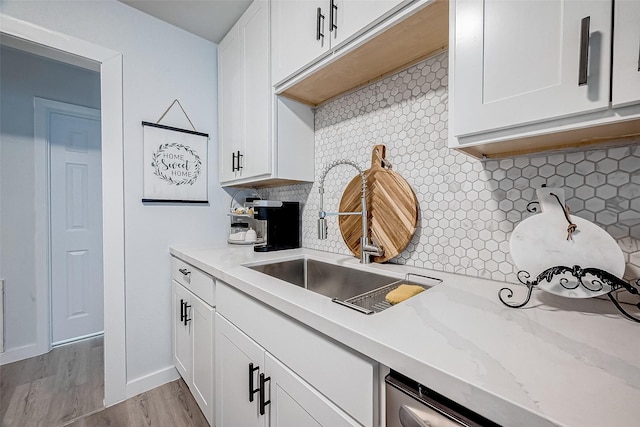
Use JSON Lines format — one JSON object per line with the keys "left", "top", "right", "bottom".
{"left": 399, "top": 405, "right": 431, "bottom": 427}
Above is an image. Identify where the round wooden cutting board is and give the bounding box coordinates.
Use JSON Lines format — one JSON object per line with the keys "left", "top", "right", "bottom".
{"left": 339, "top": 145, "right": 419, "bottom": 263}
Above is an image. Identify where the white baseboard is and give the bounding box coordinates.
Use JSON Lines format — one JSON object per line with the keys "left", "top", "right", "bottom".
{"left": 0, "top": 342, "right": 48, "bottom": 365}
{"left": 125, "top": 365, "right": 180, "bottom": 401}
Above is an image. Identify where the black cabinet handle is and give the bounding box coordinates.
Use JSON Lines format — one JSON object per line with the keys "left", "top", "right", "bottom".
{"left": 637, "top": 34, "right": 640, "bottom": 71}
{"left": 180, "top": 299, "right": 185, "bottom": 322}
{"left": 233, "top": 150, "right": 243, "bottom": 172}
{"left": 183, "top": 303, "right": 191, "bottom": 326}
{"left": 330, "top": 0, "right": 338, "bottom": 32}
{"left": 249, "top": 363, "right": 260, "bottom": 402}
{"left": 178, "top": 268, "right": 191, "bottom": 277}
{"left": 259, "top": 373, "right": 271, "bottom": 415}
{"left": 317, "top": 7, "right": 325, "bottom": 41}
{"left": 578, "top": 16, "right": 590, "bottom": 86}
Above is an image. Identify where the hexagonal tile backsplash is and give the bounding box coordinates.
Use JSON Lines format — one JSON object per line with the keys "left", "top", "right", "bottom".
{"left": 261, "top": 51, "right": 640, "bottom": 284}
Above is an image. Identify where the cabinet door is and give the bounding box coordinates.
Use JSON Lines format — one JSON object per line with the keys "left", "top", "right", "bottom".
{"left": 216, "top": 314, "right": 266, "bottom": 427}
{"left": 265, "top": 353, "right": 360, "bottom": 427}
{"left": 612, "top": 0, "right": 640, "bottom": 107}
{"left": 241, "top": 0, "right": 272, "bottom": 179}
{"left": 191, "top": 296, "right": 215, "bottom": 425}
{"left": 453, "top": 0, "right": 611, "bottom": 137}
{"left": 272, "top": 0, "right": 330, "bottom": 85}
{"left": 172, "top": 281, "right": 192, "bottom": 380}
{"left": 219, "top": 23, "right": 243, "bottom": 182}
{"left": 331, "top": 0, "right": 408, "bottom": 48}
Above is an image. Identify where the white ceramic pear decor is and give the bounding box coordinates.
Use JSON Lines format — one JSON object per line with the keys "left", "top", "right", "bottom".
{"left": 509, "top": 187, "right": 625, "bottom": 298}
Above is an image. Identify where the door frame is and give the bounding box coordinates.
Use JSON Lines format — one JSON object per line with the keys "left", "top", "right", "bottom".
{"left": 34, "top": 98, "right": 102, "bottom": 349}
{"left": 0, "top": 14, "right": 127, "bottom": 405}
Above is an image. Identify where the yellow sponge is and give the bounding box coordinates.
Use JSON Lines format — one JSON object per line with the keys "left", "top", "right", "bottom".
{"left": 385, "top": 284, "right": 425, "bottom": 305}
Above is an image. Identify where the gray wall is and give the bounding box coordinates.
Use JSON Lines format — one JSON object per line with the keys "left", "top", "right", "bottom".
{"left": 1, "top": 0, "right": 228, "bottom": 388}
{"left": 0, "top": 45, "right": 101, "bottom": 352}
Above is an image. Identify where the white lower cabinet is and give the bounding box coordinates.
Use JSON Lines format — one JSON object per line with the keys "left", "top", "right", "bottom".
{"left": 265, "top": 352, "right": 360, "bottom": 427}
{"left": 172, "top": 280, "right": 192, "bottom": 379}
{"left": 216, "top": 314, "right": 360, "bottom": 427}
{"left": 216, "top": 313, "right": 263, "bottom": 427}
{"left": 172, "top": 261, "right": 377, "bottom": 427}
{"left": 171, "top": 279, "right": 214, "bottom": 425}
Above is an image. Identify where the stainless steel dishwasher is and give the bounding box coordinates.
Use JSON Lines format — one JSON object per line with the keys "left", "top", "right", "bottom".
{"left": 386, "top": 371, "right": 501, "bottom": 427}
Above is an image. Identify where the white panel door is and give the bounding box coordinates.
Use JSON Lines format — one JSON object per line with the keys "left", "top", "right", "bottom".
{"left": 172, "top": 281, "right": 192, "bottom": 380}
{"left": 453, "top": 0, "right": 611, "bottom": 137}
{"left": 216, "top": 314, "right": 265, "bottom": 427}
{"left": 50, "top": 109, "right": 103, "bottom": 344}
{"left": 265, "top": 352, "right": 360, "bottom": 427}
{"left": 271, "top": 0, "right": 329, "bottom": 85}
{"left": 612, "top": 0, "right": 640, "bottom": 107}
{"left": 242, "top": 0, "right": 272, "bottom": 179}
{"left": 331, "top": 0, "right": 407, "bottom": 48}
{"left": 219, "top": 23, "right": 244, "bottom": 182}
{"left": 191, "top": 294, "right": 215, "bottom": 425}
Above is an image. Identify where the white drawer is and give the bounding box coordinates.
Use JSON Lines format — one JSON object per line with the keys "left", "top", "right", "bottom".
{"left": 217, "top": 281, "right": 377, "bottom": 426}
{"left": 171, "top": 257, "right": 215, "bottom": 307}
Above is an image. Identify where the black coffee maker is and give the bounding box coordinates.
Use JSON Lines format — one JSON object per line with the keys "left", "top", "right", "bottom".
{"left": 253, "top": 201, "right": 300, "bottom": 252}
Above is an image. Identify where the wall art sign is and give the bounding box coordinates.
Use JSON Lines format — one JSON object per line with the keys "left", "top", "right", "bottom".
{"left": 142, "top": 121, "right": 209, "bottom": 203}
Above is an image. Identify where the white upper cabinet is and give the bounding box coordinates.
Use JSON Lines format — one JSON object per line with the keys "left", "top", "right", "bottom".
{"left": 453, "top": 0, "right": 612, "bottom": 137}
{"left": 332, "top": 0, "right": 408, "bottom": 46}
{"left": 272, "top": 0, "right": 330, "bottom": 86}
{"left": 272, "top": 0, "right": 408, "bottom": 86}
{"left": 219, "top": 0, "right": 314, "bottom": 187}
{"left": 218, "top": 23, "right": 244, "bottom": 183}
{"left": 242, "top": 0, "right": 272, "bottom": 179}
{"left": 612, "top": 0, "right": 640, "bottom": 107}
{"left": 219, "top": 0, "right": 271, "bottom": 183}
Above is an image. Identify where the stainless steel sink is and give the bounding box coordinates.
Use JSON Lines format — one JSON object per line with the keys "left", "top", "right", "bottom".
{"left": 248, "top": 258, "right": 441, "bottom": 314}
{"left": 248, "top": 258, "right": 398, "bottom": 301}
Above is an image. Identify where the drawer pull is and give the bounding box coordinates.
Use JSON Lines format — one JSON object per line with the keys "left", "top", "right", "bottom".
{"left": 578, "top": 16, "right": 590, "bottom": 86}
{"left": 178, "top": 268, "right": 191, "bottom": 277}
{"left": 249, "top": 363, "right": 260, "bottom": 402}
{"left": 259, "top": 373, "right": 271, "bottom": 415}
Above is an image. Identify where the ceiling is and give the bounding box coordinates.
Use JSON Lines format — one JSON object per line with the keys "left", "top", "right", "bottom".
{"left": 118, "top": 0, "right": 253, "bottom": 44}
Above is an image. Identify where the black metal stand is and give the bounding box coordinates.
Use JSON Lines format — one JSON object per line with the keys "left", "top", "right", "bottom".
{"left": 498, "top": 265, "right": 640, "bottom": 323}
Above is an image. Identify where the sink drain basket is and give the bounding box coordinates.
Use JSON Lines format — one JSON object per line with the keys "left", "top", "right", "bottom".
{"left": 336, "top": 273, "right": 442, "bottom": 314}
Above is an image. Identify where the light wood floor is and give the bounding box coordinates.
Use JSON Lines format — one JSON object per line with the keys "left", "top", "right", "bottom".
{"left": 67, "top": 379, "right": 208, "bottom": 427}
{"left": 1, "top": 336, "right": 104, "bottom": 427}
{"left": 0, "top": 336, "right": 208, "bottom": 427}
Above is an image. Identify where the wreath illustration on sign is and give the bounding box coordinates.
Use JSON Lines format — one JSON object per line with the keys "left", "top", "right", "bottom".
{"left": 151, "top": 142, "right": 202, "bottom": 186}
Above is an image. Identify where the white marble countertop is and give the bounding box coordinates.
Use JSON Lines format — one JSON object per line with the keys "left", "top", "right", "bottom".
{"left": 170, "top": 245, "right": 640, "bottom": 427}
